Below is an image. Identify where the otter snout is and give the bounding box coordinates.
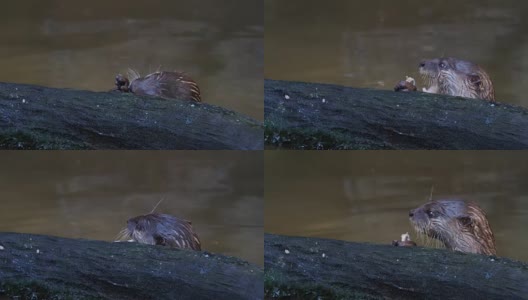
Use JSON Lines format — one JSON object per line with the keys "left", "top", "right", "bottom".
{"left": 418, "top": 60, "right": 437, "bottom": 73}
{"left": 408, "top": 207, "right": 428, "bottom": 228}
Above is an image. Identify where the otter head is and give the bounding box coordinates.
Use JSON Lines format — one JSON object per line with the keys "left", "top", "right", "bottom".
{"left": 409, "top": 199, "right": 496, "bottom": 255}
{"left": 418, "top": 57, "right": 495, "bottom": 101}
{"left": 117, "top": 213, "right": 201, "bottom": 251}
{"left": 115, "top": 74, "right": 131, "bottom": 92}
{"left": 125, "top": 214, "right": 158, "bottom": 245}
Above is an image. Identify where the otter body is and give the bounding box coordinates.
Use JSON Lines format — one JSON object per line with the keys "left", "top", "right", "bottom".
{"left": 118, "top": 213, "right": 201, "bottom": 251}
{"left": 115, "top": 70, "right": 201, "bottom": 102}
{"left": 409, "top": 199, "right": 496, "bottom": 255}
{"left": 419, "top": 57, "right": 495, "bottom": 102}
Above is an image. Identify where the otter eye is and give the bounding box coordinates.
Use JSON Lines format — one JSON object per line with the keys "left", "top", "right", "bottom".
{"left": 439, "top": 62, "right": 446, "bottom": 69}
{"left": 426, "top": 210, "right": 435, "bottom": 218}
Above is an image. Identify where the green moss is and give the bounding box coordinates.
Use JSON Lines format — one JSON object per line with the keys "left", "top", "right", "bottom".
{"left": 264, "top": 270, "right": 379, "bottom": 300}
{"left": 0, "top": 131, "right": 38, "bottom": 149}
{"left": 1, "top": 280, "right": 77, "bottom": 300}
{"left": 0, "top": 129, "right": 90, "bottom": 150}
{"left": 264, "top": 123, "right": 389, "bottom": 150}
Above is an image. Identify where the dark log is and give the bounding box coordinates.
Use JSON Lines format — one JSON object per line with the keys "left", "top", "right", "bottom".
{"left": 0, "top": 232, "right": 263, "bottom": 300}
{"left": 264, "top": 234, "right": 528, "bottom": 300}
{"left": 264, "top": 79, "right": 528, "bottom": 150}
{"left": 0, "top": 82, "right": 263, "bottom": 150}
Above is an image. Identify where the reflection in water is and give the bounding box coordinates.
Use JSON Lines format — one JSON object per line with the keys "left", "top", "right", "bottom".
{"left": 265, "top": 0, "right": 528, "bottom": 107}
{"left": 265, "top": 151, "right": 528, "bottom": 262}
{"left": 0, "top": 0, "right": 263, "bottom": 120}
{"left": 0, "top": 151, "right": 263, "bottom": 266}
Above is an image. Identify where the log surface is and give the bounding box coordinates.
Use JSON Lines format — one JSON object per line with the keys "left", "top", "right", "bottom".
{"left": 0, "top": 82, "right": 263, "bottom": 150}
{"left": 264, "top": 234, "right": 528, "bottom": 300}
{"left": 264, "top": 79, "right": 528, "bottom": 150}
{"left": 0, "top": 232, "right": 263, "bottom": 300}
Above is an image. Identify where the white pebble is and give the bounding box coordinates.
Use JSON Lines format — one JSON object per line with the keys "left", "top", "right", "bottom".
{"left": 36, "top": 249, "right": 40, "bottom": 254}
{"left": 284, "top": 95, "right": 290, "bottom": 100}
{"left": 22, "top": 99, "right": 26, "bottom": 103}
{"left": 322, "top": 253, "right": 326, "bottom": 258}
{"left": 0, "top": 245, "right": 4, "bottom": 250}
{"left": 284, "top": 249, "right": 290, "bottom": 254}
{"left": 322, "top": 99, "right": 326, "bottom": 103}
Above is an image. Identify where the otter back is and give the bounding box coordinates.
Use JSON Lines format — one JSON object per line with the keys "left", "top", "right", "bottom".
{"left": 118, "top": 213, "right": 202, "bottom": 251}
{"left": 115, "top": 70, "right": 201, "bottom": 102}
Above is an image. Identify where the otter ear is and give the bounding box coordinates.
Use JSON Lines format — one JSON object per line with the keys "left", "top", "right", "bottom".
{"left": 468, "top": 73, "right": 482, "bottom": 87}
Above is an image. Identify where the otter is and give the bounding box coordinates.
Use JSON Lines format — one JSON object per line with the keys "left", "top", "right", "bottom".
{"left": 115, "top": 69, "right": 201, "bottom": 102}
{"left": 409, "top": 199, "right": 496, "bottom": 255}
{"left": 116, "top": 213, "right": 201, "bottom": 251}
{"left": 418, "top": 57, "right": 495, "bottom": 102}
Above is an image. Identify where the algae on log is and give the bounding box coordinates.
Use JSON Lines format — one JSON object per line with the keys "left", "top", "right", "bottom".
{"left": 264, "top": 234, "right": 528, "bottom": 300}
{"left": 0, "top": 82, "right": 263, "bottom": 150}
{"left": 264, "top": 80, "right": 528, "bottom": 149}
{"left": 0, "top": 232, "right": 263, "bottom": 300}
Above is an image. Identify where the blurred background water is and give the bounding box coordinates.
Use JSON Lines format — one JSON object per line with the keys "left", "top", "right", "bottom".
{"left": 0, "top": 151, "right": 263, "bottom": 265}
{"left": 0, "top": 0, "right": 263, "bottom": 119}
{"left": 265, "top": 151, "right": 528, "bottom": 262}
{"left": 265, "top": 0, "right": 528, "bottom": 107}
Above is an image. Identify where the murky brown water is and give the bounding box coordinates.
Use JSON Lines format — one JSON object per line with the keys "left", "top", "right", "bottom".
{"left": 0, "top": 151, "right": 263, "bottom": 266}
{"left": 0, "top": 0, "right": 263, "bottom": 120}
{"left": 265, "top": 0, "right": 528, "bottom": 107}
{"left": 265, "top": 151, "right": 528, "bottom": 262}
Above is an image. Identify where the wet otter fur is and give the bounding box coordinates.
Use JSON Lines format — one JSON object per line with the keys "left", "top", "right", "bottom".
{"left": 117, "top": 213, "right": 201, "bottom": 251}
{"left": 409, "top": 199, "right": 496, "bottom": 255}
{"left": 419, "top": 57, "right": 495, "bottom": 102}
{"left": 115, "top": 69, "right": 201, "bottom": 102}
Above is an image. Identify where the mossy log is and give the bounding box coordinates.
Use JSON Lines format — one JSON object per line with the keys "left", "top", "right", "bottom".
{"left": 264, "top": 80, "right": 528, "bottom": 150}
{"left": 0, "top": 82, "right": 263, "bottom": 150}
{"left": 264, "top": 234, "right": 528, "bottom": 300}
{"left": 0, "top": 232, "right": 263, "bottom": 300}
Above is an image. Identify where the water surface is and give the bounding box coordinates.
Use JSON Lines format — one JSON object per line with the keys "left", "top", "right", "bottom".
{"left": 265, "top": 151, "right": 528, "bottom": 262}
{"left": 0, "top": 151, "right": 263, "bottom": 266}
{"left": 0, "top": 0, "right": 263, "bottom": 120}
{"left": 265, "top": 0, "right": 528, "bottom": 106}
